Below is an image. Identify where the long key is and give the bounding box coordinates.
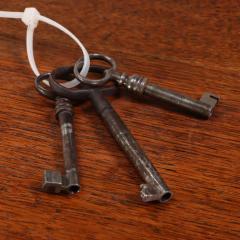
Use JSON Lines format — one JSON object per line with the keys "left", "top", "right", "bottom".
{"left": 42, "top": 97, "right": 80, "bottom": 194}
{"left": 112, "top": 72, "right": 219, "bottom": 118}
{"left": 89, "top": 89, "right": 172, "bottom": 203}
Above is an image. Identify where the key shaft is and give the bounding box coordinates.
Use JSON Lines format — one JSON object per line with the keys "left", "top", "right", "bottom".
{"left": 42, "top": 98, "right": 80, "bottom": 194}
{"left": 112, "top": 72, "right": 219, "bottom": 118}
{"left": 89, "top": 90, "right": 172, "bottom": 203}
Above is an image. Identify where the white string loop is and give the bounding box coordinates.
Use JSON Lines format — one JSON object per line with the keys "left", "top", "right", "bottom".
{"left": 0, "top": 7, "right": 89, "bottom": 88}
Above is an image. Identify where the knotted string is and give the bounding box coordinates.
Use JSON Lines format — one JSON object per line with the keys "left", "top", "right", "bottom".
{"left": 0, "top": 7, "right": 89, "bottom": 88}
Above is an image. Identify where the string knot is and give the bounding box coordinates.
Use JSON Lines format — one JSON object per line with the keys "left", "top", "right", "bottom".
{"left": 21, "top": 7, "right": 40, "bottom": 28}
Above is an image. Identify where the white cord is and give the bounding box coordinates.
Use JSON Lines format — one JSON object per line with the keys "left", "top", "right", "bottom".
{"left": 0, "top": 7, "right": 89, "bottom": 88}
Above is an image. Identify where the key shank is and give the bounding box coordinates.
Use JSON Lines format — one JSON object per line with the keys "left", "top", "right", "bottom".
{"left": 112, "top": 72, "right": 219, "bottom": 119}
{"left": 89, "top": 90, "right": 172, "bottom": 203}
{"left": 42, "top": 98, "right": 80, "bottom": 194}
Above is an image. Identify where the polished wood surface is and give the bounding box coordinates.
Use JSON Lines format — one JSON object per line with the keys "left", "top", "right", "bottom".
{"left": 0, "top": 1, "right": 239, "bottom": 239}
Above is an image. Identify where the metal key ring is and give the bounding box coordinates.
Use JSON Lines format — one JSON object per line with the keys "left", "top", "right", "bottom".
{"left": 35, "top": 66, "right": 76, "bottom": 100}
{"left": 49, "top": 65, "right": 118, "bottom": 101}
{"left": 35, "top": 73, "right": 57, "bottom": 100}
{"left": 74, "top": 53, "right": 117, "bottom": 86}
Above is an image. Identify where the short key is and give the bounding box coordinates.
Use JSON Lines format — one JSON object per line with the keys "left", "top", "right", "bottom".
{"left": 42, "top": 97, "right": 80, "bottom": 194}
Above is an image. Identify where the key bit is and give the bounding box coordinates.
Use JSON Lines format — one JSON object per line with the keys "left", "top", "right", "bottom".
{"left": 42, "top": 97, "right": 80, "bottom": 194}
{"left": 112, "top": 72, "right": 219, "bottom": 119}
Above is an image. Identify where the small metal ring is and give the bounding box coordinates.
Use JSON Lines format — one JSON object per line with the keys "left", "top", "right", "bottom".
{"left": 74, "top": 53, "right": 117, "bottom": 86}
{"left": 49, "top": 65, "right": 117, "bottom": 101}
{"left": 35, "top": 73, "right": 56, "bottom": 100}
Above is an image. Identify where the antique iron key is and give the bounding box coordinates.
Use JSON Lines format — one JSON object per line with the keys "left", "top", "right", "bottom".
{"left": 35, "top": 74, "right": 80, "bottom": 194}
{"left": 74, "top": 53, "right": 219, "bottom": 118}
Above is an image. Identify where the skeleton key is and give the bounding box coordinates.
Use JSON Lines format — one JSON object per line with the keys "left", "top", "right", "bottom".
{"left": 48, "top": 67, "right": 172, "bottom": 203}
{"left": 74, "top": 53, "right": 220, "bottom": 119}
{"left": 35, "top": 74, "right": 80, "bottom": 194}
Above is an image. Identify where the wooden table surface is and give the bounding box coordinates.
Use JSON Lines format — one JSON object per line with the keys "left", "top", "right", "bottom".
{"left": 0, "top": 1, "right": 239, "bottom": 239}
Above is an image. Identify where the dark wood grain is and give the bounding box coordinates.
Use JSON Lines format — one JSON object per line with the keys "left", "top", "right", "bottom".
{"left": 0, "top": 1, "right": 239, "bottom": 239}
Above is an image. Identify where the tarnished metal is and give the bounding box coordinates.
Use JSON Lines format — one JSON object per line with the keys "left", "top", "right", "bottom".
{"left": 74, "top": 54, "right": 117, "bottom": 86}
{"left": 35, "top": 73, "right": 81, "bottom": 194}
{"left": 42, "top": 97, "right": 80, "bottom": 194}
{"left": 74, "top": 53, "right": 220, "bottom": 119}
{"left": 89, "top": 90, "right": 172, "bottom": 202}
{"left": 48, "top": 68, "right": 172, "bottom": 203}
{"left": 113, "top": 73, "right": 219, "bottom": 118}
